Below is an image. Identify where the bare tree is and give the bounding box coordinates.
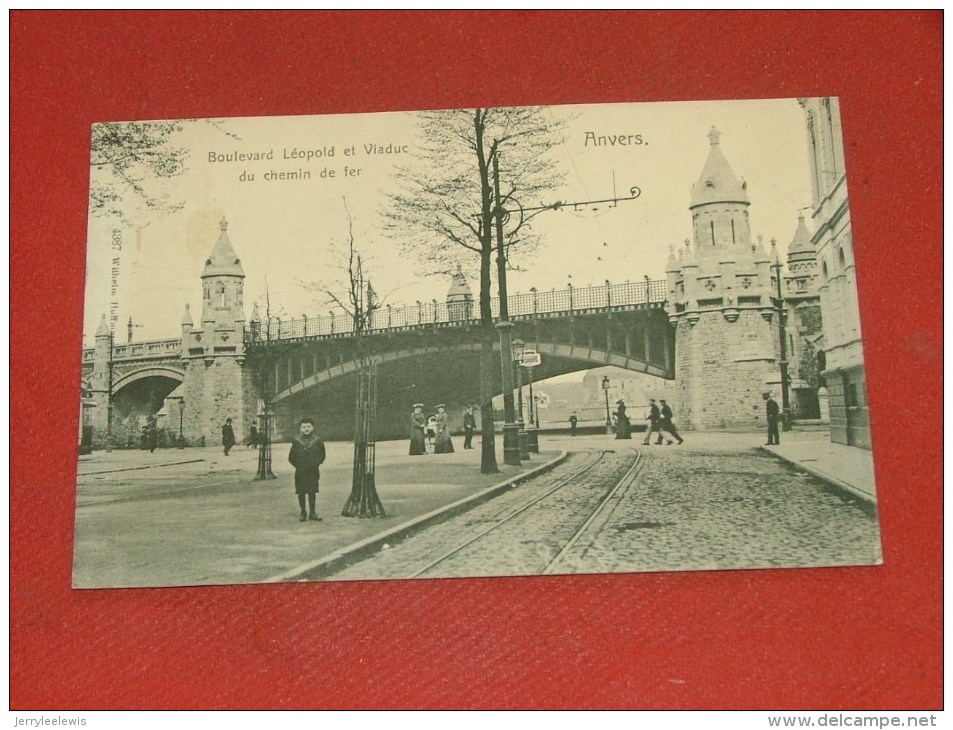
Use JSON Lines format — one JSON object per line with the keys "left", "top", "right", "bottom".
{"left": 244, "top": 280, "right": 294, "bottom": 480}
{"left": 90, "top": 118, "right": 241, "bottom": 223}
{"left": 301, "top": 200, "right": 385, "bottom": 517}
{"left": 89, "top": 121, "right": 189, "bottom": 222}
{"left": 383, "top": 107, "right": 566, "bottom": 474}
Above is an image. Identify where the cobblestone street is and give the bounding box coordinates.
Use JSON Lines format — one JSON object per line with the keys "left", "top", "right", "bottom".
{"left": 565, "top": 442, "right": 882, "bottom": 576}
{"left": 330, "top": 436, "right": 883, "bottom": 581}
{"left": 71, "top": 432, "right": 882, "bottom": 587}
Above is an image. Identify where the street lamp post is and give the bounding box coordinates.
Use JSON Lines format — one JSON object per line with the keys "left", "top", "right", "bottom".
{"left": 177, "top": 398, "right": 186, "bottom": 448}
{"left": 525, "top": 356, "right": 539, "bottom": 453}
{"left": 771, "top": 247, "right": 792, "bottom": 431}
{"left": 488, "top": 151, "right": 641, "bottom": 465}
{"left": 493, "top": 151, "right": 522, "bottom": 467}
{"left": 602, "top": 375, "right": 612, "bottom": 434}
{"left": 512, "top": 339, "right": 529, "bottom": 460}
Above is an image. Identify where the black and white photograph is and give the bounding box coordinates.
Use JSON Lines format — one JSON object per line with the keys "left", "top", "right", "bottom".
{"left": 74, "top": 97, "right": 881, "bottom": 588}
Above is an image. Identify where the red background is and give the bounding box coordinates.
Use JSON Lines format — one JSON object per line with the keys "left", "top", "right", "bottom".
{"left": 10, "top": 11, "right": 943, "bottom": 709}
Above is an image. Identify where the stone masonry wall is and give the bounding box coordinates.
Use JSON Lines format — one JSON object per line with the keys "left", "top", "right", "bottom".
{"left": 676, "top": 309, "right": 777, "bottom": 430}
{"left": 181, "top": 357, "right": 250, "bottom": 447}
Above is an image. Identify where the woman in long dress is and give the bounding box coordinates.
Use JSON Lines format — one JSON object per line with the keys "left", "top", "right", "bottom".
{"left": 409, "top": 403, "right": 427, "bottom": 455}
{"left": 614, "top": 400, "right": 632, "bottom": 439}
{"left": 433, "top": 404, "right": 454, "bottom": 454}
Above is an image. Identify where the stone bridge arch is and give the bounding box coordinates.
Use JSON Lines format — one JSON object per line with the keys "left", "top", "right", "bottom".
{"left": 265, "top": 308, "right": 674, "bottom": 441}
{"left": 112, "top": 366, "right": 186, "bottom": 396}
{"left": 108, "top": 366, "right": 186, "bottom": 447}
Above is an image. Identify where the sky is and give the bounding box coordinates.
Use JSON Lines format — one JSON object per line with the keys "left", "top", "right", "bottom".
{"left": 83, "top": 98, "right": 813, "bottom": 347}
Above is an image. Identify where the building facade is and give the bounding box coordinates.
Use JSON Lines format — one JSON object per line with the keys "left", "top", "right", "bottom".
{"left": 783, "top": 213, "right": 825, "bottom": 420}
{"left": 799, "top": 97, "right": 870, "bottom": 448}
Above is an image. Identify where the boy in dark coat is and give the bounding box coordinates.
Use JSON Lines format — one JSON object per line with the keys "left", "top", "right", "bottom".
{"left": 288, "top": 417, "right": 326, "bottom": 522}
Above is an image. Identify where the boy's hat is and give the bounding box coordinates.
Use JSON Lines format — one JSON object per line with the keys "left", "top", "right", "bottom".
{"left": 437, "top": 403, "right": 446, "bottom": 408}
{"left": 413, "top": 403, "right": 424, "bottom": 408}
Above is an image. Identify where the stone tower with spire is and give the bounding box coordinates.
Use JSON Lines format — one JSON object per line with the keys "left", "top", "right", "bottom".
{"left": 87, "top": 313, "right": 114, "bottom": 440}
{"left": 178, "top": 217, "right": 256, "bottom": 444}
{"left": 446, "top": 263, "right": 474, "bottom": 320}
{"left": 666, "top": 127, "right": 781, "bottom": 430}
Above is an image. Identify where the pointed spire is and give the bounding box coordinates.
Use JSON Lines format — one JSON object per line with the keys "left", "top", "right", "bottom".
{"left": 181, "top": 303, "right": 193, "bottom": 326}
{"left": 751, "top": 233, "right": 768, "bottom": 262}
{"left": 202, "top": 216, "right": 245, "bottom": 278}
{"left": 690, "top": 126, "right": 750, "bottom": 209}
{"left": 446, "top": 263, "right": 473, "bottom": 301}
{"left": 95, "top": 313, "right": 110, "bottom": 337}
{"left": 786, "top": 213, "right": 814, "bottom": 256}
{"left": 666, "top": 242, "right": 679, "bottom": 272}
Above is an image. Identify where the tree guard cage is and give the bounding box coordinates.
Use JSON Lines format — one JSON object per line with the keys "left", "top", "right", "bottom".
{"left": 254, "top": 408, "right": 276, "bottom": 480}
{"left": 342, "top": 363, "right": 385, "bottom": 518}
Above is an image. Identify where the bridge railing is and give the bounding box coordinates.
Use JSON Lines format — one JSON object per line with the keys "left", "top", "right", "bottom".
{"left": 82, "top": 337, "right": 184, "bottom": 361}
{"left": 248, "top": 279, "right": 667, "bottom": 343}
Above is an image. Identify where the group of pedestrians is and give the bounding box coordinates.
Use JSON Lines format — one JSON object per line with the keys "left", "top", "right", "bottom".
{"left": 566, "top": 392, "right": 781, "bottom": 446}
{"left": 218, "top": 389, "right": 781, "bottom": 526}
{"left": 608, "top": 398, "right": 684, "bottom": 445}
{"left": 567, "top": 399, "right": 684, "bottom": 445}
{"left": 409, "top": 403, "right": 457, "bottom": 455}
{"left": 641, "top": 398, "right": 684, "bottom": 445}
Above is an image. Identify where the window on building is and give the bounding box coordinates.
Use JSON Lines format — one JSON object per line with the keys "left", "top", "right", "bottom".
{"left": 845, "top": 381, "right": 859, "bottom": 408}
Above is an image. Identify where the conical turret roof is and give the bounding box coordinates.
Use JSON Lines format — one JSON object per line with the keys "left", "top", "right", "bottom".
{"left": 690, "top": 126, "right": 750, "bottom": 209}
{"left": 446, "top": 264, "right": 472, "bottom": 300}
{"left": 202, "top": 217, "right": 245, "bottom": 278}
{"left": 786, "top": 214, "right": 815, "bottom": 257}
{"left": 95, "top": 313, "right": 111, "bottom": 337}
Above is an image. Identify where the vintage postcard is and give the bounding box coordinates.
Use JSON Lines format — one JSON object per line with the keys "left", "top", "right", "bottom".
{"left": 74, "top": 98, "right": 881, "bottom": 588}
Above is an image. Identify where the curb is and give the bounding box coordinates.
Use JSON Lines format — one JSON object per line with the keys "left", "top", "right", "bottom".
{"left": 265, "top": 450, "right": 570, "bottom": 583}
{"left": 759, "top": 446, "right": 877, "bottom": 508}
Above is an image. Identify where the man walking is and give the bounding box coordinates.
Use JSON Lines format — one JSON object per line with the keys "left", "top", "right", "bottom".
{"left": 658, "top": 399, "right": 684, "bottom": 445}
{"left": 221, "top": 417, "right": 236, "bottom": 456}
{"left": 462, "top": 405, "right": 476, "bottom": 449}
{"left": 569, "top": 412, "right": 578, "bottom": 436}
{"left": 642, "top": 399, "right": 661, "bottom": 446}
{"left": 763, "top": 391, "right": 781, "bottom": 445}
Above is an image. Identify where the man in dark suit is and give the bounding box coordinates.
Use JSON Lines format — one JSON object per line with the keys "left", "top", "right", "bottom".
{"left": 462, "top": 406, "right": 477, "bottom": 449}
{"left": 658, "top": 399, "right": 684, "bottom": 445}
{"left": 642, "top": 399, "right": 661, "bottom": 446}
{"left": 763, "top": 391, "right": 781, "bottom": 445}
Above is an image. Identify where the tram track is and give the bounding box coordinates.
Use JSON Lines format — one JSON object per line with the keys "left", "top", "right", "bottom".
{"left": 331, "top": 448, "right": 646, "bottom": 580}
{"left": 542, "top": 449, "right": 645, "bottom": 574}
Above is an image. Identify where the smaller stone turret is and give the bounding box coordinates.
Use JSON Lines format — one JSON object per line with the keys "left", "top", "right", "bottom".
{"left": 180, "top": 303, "right": 193, "bottom": 357}
{"left": 446, "top": 264, "right": 473, "bottom": 320}
{"left": 784, "top": 213, "right": 818, "bottom": 299}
